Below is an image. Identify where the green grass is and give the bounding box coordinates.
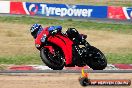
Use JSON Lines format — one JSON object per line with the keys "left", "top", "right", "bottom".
{"left": 4, "top": 0, "right": 132, "bottom": 6}
{"left": 106, "top": 53, "right": 132, "bottom": 64}
{"left": 0, "top": 16, "right": 132, "bottom": 64}
{"left": 0, "top": 16, "right": 132, "bottom": 34}
{"left": 0, "top": 54, "right": 43, "bottom": 65}
{"left": 0, "top": 53, "right": 131, "bottom": 64}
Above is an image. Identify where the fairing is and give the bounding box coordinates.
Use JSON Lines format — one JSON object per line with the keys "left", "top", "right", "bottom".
{"left": 47, "top": 33, "right": 73, "bottom": 65}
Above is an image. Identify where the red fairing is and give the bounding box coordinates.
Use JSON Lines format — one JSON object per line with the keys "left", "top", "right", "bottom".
{"left": 44, "top": 46, "right": 54, "bottom": 54}
{"left": 35, "top": 27, "right": 49, "bottom": 45}
{"left": 47, "top": 33, "right": 73, "bottom": 65}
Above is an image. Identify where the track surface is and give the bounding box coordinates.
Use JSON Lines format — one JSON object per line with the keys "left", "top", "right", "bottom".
{"left": 0, "top": 73, "right": 132, "bottom": 88}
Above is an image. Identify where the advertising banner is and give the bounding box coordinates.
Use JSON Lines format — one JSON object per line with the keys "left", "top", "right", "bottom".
{"left": 0, "top": 1, "right": 10, "bottom": 13}
{"left": 10, "top": 2, "right": 107, "bottom": 19}
{"left": 0, "top": 1, "right": 131, "bottom": 20}
{"left": 10, "top": 2, "right": 26, "bottom": 15}
{"left": 108, "top": 6, "right": 132, "bottom": 20}
{"left": 122, "top": 7, "right": 132, "bottom": 20}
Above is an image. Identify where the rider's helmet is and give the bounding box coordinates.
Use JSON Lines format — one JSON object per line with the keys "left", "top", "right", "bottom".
{"left": 30, "top": 24, "right": 42, "bottom": 39}
{"left": 66, "top": 28, "right": 79, "bottom": 39}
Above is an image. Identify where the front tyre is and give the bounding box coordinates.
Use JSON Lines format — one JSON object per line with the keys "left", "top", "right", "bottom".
{"left": 86, "top": 46, "right": 107, "bottom": 70}
{"left": 40, "top": 48, "right": 64, "bottom": 70}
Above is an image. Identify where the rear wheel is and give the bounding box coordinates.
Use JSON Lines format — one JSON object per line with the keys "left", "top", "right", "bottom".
{"left": 40, "top": 48, "right": 64, "bottom": 70}
{"left": 86, "top": 46, "right": 107, "bottom": 70}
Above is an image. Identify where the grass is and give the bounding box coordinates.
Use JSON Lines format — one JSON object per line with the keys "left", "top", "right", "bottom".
{"left": 106, "top": 53, "right": 132, "bottom": 64}
{"left": 6, "top": 0, "right": 132, "bottom": 6}
{"left": 0, "top": 16, "right": 132, "bottom": 34}
{"left": 0, "top": 53, "right": 131, "bottom": 65}
{"left": 0, "top": 16, "right": 132, "bottom": 64}
{"left": 0, "top": 54, "right": 43, "bottom": 65}
{"left": 0, "top": 65, "right": 8, "bottom": 70}
{"left": 6, "top": 30, "right": 19, "bottom": 37}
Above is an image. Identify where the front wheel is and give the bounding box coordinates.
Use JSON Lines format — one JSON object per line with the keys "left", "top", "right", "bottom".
{"left": 40, "top": 48, "right": 64, "bottom": 70}
{"left": 86, "top": 46, "right": 107, "bottom": 70}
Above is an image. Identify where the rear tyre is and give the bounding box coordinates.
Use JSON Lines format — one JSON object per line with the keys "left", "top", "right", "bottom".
{"left": 40, "top": 48, "right": 64, "bottom": 70}
{"left": 86, "top": 46, "right": 107, "bottom": 70}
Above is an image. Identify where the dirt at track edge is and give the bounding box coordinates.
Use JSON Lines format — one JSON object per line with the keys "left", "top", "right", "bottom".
{"left": 0, "top": 73, "right": 132, "bottom": 88}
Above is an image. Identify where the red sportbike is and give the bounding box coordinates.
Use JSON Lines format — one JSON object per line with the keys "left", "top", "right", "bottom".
{"left": 40, "top": 32, "right": 107, "bottom": 70}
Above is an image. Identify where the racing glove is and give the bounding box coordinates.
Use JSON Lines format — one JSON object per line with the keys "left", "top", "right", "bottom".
{"left": 48, "top": 26, "right": 62, "bottom": 35}
{"left": 35, "top": 34, "right": 47, "bottom": 50}
{"left": 41, "top": 34, "right": 47, "bottom": 43}
{"left": 35, "top": 44, "right": 41, "bottom": 50}
{"left": 50, "top": 29, "right": 58, "bottom": 35}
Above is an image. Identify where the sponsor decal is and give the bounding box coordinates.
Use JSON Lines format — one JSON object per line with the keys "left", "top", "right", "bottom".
{"left": 10, "top": 2, "right": 26, "bottom": 15}
{"left": 28, "top": 4, "right": 38, "bottom": 15}
{"left": 123, "top": 7, "right": 132, "bottom": 19}
{"left": 108, "top": 6, "right": 132, "bottom": 20}
{"left": 108, "top": 6, "right": 126, "bottom": 20}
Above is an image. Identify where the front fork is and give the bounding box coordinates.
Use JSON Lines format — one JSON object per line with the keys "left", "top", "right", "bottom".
{"left": 83, "top": 39, "right": 91, "bottom": 48}
{"left": 73, "top": 41, "right": 90, "bottom": 66}
{"left": 44, "top": 46, "right": 55, "bottom": 54}
{"left": 78, "top": 40, "right": 91, "bottom": 64}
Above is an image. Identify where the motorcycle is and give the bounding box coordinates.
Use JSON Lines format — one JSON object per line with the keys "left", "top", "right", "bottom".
{"left": 40, "top": 30, "right": 107, "bottom": 70}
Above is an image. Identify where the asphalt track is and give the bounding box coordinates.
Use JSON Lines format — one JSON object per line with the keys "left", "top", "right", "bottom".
{"left": 0, "top": 70, "right": 132, "bottom": 74}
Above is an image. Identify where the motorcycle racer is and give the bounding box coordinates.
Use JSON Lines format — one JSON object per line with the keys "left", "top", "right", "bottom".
{"left": 30, "top": 23, "right": 88, "bottom": 66}
{"left": 30, "top": 23, "right": 88, "bottom": 49}
{"left": 30, "top": 23, "right": 107, "bottom": 69}
{"left": 30, "top": 24, "right": 63, "bottom": 49}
